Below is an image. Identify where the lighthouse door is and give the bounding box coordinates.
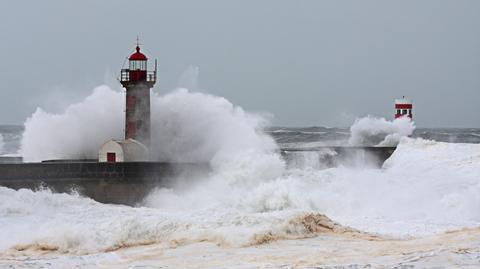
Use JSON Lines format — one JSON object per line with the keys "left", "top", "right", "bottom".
{"left": 107, "top": 152, "right": 116, "bottom": 163}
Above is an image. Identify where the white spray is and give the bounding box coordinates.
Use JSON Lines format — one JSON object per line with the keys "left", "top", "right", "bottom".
{"left": 9, "top": 84, "right": 480, "bottom": 256}
{"left": 2, "top": 136, "right": 479, "bottom": 254}
{"left": 20, "top": 86, "right": 124, "bottom": 162}
{"left": 0, "top": 82, "right": 480, "bottom": 253}
{"left": 348, "top": 115, "right": 415, "bottom": 146}
{"left": 20, "top": 85, "right": 280, "bottom": 169}
{"left": 177, "top": 65, "right": 200, "bottom": 91}
{"left": 150, "top": 88, "right": 277, "bottom": 163}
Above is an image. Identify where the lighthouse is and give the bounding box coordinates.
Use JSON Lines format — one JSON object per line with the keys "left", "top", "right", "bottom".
{"left": 120, "top": 44, "right": 157, "bottom": 148}
{"left": 394, "top": 96, "right": 413, "bottom": 119}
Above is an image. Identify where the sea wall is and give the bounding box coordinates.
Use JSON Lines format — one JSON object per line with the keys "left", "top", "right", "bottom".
{"left": 281, "top": 146, "right": 396, "bottom": 168}
{"left": 0, "top": 162, "right": 210, "bottom": 205}
{"left": 0, "top": 147, "right": 396, "bottom": 205}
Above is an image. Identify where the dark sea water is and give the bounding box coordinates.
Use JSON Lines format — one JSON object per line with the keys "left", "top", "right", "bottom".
{"left": 1, "top": 124, "right": 479, "bottom": 155}
{"left": 267, "top": 126, "right": 480, "bottom": 148}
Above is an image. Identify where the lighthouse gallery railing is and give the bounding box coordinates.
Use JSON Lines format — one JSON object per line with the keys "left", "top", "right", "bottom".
{"left": 120, "top": 69, "right": 156, "bottom": 83}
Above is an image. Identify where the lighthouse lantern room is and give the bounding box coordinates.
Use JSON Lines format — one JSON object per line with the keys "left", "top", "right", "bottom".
{"left": 120, "top": 43, "right": 157, "bottom": 149}
{"left": 394, "top": 97, "right": 413, "bottom": 119}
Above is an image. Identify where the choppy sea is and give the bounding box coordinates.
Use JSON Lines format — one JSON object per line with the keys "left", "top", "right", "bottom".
{"left": 1, "top": 125, "right": 479, "bottom": 155}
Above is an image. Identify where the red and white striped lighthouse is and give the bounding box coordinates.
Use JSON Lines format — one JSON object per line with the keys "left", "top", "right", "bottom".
{"left": 394, "top": 96, "right": 413, "bottom": 119}
{"left": 120, "top": 42, "right": 157, "bottom": 148}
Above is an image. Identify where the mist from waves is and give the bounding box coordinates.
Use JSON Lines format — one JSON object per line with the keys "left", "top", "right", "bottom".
{"left": 20, "top": 85, "right": 277, "bottom": 164}
{"left": 20, "top": 86, "right": 124, "bottom": 162}
{"left": 143, "top": 136, "right": 480, "bottom": 235}
{"left": 1, "top": 84, "right": 478, "bottom": 255}
{"left": 348, "top": 115, "right": 415, "bottom": 146}
{"left": 6, "top": 84, "right": 286, "bottom": 253}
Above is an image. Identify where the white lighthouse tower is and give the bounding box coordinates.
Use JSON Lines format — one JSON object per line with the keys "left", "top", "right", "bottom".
{"left": 120, "top": 43, "right": 157, "bottom": 148}
{"left": 98, "top": 40, "right": 156, "bottom": 163}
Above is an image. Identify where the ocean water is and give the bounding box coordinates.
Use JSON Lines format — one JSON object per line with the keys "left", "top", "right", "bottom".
{"left": 268, "top": 126, "right": 480, "bottom": 148}
{"left": 0, "top": 87, "right": 479, "bottom": 268}
{"left": 2, "top": 124, "right": 479, "bottom": 155}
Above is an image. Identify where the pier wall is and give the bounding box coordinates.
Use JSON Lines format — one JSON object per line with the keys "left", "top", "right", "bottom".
{"left": 0, "top": 147, "right": 396, "bottom": 205}
{"left": 281, "top": 146, "right": 396, "bottom": 168}
{"left": 0, "top": 162, "right": 210, "bottom": 205}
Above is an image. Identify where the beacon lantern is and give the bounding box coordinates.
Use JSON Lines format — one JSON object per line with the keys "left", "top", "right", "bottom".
{"left": 394, "top": 97, "right": 413, "bottom": 119}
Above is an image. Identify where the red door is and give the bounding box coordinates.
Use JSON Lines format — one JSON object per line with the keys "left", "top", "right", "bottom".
{"left": 107, "top": 152, "right": 116, "bottom": 163}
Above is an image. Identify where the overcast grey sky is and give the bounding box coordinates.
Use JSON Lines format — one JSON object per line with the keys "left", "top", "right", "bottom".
{"left": 0, "top": 1, "right": 478, "bottom": 127}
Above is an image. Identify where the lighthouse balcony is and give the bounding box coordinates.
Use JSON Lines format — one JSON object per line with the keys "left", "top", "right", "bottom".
{"left": 120, "top": 69, "right": 156, "bottom": 83}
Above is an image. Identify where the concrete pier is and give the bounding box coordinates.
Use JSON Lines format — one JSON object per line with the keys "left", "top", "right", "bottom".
{"left": 281, "top": 146, "right": 396, "bottom": 168}
{"left": 0, "top": 162, "right": 210, "bottom": 205}
{"left": 0, "top": 147, "right": 396, "bottom": 205}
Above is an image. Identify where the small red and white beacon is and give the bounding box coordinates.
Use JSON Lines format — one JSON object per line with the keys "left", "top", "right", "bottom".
{"left": 394, "top": 96, "right": 413, "bottom": 119}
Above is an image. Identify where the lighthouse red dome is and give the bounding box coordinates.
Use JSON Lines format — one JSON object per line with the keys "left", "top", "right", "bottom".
{"left": 129, "top": 46, "right": 147, "bottom": 60}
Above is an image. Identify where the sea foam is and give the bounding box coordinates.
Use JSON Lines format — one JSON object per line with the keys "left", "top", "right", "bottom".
{"left": 2, "top": 138, "right": 479, "bottom": 254}
{"left": 6, "top": 85, "right": 479, "bottom": 255}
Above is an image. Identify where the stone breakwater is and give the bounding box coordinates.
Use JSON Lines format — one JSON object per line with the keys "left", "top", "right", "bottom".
{"left": 0, "top": 162, "right": 210, "bottom": 204}
{"left": 0, "top": 146, "right": 395, "bottom": 204}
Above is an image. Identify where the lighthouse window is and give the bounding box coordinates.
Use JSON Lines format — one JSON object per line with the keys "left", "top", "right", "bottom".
{"left": 397, "top": 109, "right": 401, "bottom": 115}
{"left": 129, "top": 60, "right": 146, "bottom": 71}
{"left": 402, "top": 109, "right": 407, "bottom": 115}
